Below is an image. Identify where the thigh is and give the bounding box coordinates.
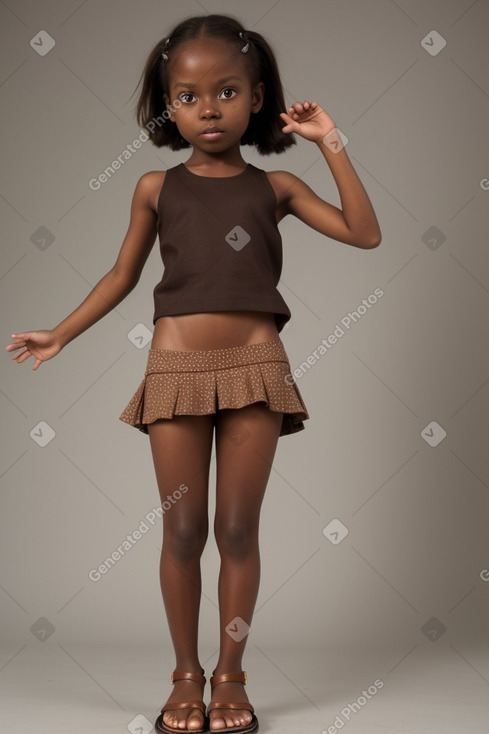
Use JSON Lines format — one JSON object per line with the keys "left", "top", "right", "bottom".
{"left": 214, "top": 404, "right": 283, "bottom": 525}
{"left": 148, "top": 415, "right": 214, "bottom": 529}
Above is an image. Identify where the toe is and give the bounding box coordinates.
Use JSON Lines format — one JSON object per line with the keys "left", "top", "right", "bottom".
{"left": 163, "top": 710, "right": 203, "bottom": 730}
{"left": 162, "top": 712, "right": 172, "bottom": 727}
{"left": 209, "top": 714, "right": 225, "bottom": 730}
{"left": 209, "top": 709, "right": 252, "bottom": 731}
{"left": 188, "top": 711, "right": 204, "bottom": 730}
{"left": 232, "top": 710, "right": 252, "bottom": 728}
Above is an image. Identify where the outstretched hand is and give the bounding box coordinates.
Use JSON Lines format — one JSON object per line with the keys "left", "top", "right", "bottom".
{"left": 5, "top": 330, "right": 63, "bottom": 370}
{"left": 280, "top": 100, "right": 336, "bottom": 144}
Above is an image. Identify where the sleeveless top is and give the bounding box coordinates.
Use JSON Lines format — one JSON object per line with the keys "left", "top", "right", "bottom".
{"left": 152, "top": 162, "right": 291, "bottom": 333}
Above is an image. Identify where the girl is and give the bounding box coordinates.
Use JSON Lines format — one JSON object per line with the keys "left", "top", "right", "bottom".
{"left": 6, "top": 13, "right": 380, "bottom": 734}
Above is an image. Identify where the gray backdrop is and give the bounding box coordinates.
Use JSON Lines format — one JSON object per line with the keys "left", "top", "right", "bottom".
{"left": 1, "top": 0, "right": 488, "bottom": 693}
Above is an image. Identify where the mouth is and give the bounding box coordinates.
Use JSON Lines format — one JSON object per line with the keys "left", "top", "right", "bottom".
{"left": 201, "top": 128, "right": 224, "bottom": 139}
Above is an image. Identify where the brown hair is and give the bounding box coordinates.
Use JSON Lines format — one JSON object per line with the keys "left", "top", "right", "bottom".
{"left": 133, "top": 14, "right": 296, "bottom": 155}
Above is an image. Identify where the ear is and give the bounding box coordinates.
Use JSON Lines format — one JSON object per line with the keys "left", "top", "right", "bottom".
{"left": 250, "top": 81, "right": 264, "bottom": 114}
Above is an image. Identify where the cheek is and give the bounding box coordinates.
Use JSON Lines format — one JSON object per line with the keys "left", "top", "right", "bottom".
{"left": 228, "top": 97, "right": 250, "bottom": 115}
{"left": 172, "top": 106, "right": 192, "bottom": 126}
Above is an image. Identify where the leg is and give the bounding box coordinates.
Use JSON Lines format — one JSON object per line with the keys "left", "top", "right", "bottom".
{"left": 210, "top": 404, "right": 283, "bottom": 731}
{"left": 148, "top": 414, "right": 214, "bottom": 731}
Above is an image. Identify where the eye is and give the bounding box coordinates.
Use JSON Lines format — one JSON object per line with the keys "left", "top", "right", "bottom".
{"left": 179, "top": 92, "right": 196, "bottom": 104}
{"left": 219, "top": 88, "right": 237, "bottom": 100}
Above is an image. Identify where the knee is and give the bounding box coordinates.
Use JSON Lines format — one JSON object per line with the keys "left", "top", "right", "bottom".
{"left": 214, "top": 519, "right": 258, "bottom": 562}
{"left": 164, "top": 519, "right": 208, "bottom": 563}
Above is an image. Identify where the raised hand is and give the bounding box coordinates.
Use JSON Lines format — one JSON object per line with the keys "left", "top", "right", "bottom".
{"left": 5, "top": 330, "right": 63, "bottom": 370}
{"left": 280, "top": 100, "right": 336, "bottom": 144}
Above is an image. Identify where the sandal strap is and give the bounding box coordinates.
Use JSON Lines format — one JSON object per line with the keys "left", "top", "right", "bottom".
{"left": 210, "top": 671, "right": 247, "bottom": 687}
{"left": 171, "top": 670, "right": 206, "bottom": 685}
{"left": 207, "top": 701, "right": 254, "bottom": 714}
{"left": 161, "top": 700, "right": 207, "bottom": 715}
{"left": 208, "top": 672, "right": 254, "bottom": 717}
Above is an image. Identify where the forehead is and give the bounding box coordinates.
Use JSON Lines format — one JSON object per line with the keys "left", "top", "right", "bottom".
{"left": 168, "top": 37, "right": 249, "bottom": 86}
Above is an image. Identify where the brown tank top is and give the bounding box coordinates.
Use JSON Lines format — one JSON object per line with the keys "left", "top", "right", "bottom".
{"left": 152, "top": 162, "right": 291, "bottom": 332}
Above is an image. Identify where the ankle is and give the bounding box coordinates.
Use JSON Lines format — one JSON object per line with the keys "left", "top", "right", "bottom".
{"left": 212, "top": 664, "right": 244, "bottom": 676}
{"left": 173, "top": 661, "right": 205, "bottom": 675}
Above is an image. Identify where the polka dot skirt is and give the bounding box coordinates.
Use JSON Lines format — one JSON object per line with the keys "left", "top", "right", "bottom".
{"left": 119, "top": 339, "right": 309, "bottom": 437}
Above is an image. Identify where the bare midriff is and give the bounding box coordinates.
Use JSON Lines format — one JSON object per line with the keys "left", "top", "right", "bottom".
{"left": 151, "top": 311, "right": 280, "bottom": 351}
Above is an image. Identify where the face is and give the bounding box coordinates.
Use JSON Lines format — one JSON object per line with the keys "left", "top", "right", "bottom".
{"left": 164, "top": 38, "right": 264, "bottom": 152}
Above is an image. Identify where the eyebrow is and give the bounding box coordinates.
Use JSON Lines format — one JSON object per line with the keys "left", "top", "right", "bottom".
{"left": 174, "top": 75, "right": 243, "bottom": 89}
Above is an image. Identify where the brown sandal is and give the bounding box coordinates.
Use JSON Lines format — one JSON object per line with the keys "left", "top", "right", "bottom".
{"left": 207, "top": 671, "right": 258, "bottom": 734}
{"left": 155, "top": 670, "right": 208, "bottom": 734}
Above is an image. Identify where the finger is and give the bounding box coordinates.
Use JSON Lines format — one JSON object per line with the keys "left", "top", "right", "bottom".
{"left": 281, "top": 120, "right": 299, "bottom": 134}
{"left": 288, "top": 102, "right": 303, "bottom": 116}
{"left": 15, "top": 350, "right": 31, "bottom": 364}
{"left": 7, "top": 337, "right": 29, "bottom": 349}
{"left": 11, "top": 333, "right": 31, "bottom": 341}
{"left": 32, "top": 358, "right": 42, "bottom": 371}
{"left": 279, "top": 112, "right": 294, "bottom": 123}
{"left": 6, "top": 342, "right": 27, "bottom": 353}
{"left": 280, "top": 112, "right": 297, "bottom": 133}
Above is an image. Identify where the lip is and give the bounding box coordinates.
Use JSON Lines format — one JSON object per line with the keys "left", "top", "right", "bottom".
{"left": 201, "top": 128, "right": 224, "bottom": 138}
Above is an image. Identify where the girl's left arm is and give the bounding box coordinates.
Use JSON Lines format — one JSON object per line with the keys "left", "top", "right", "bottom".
{"left": 279, "top": 101, "right": 381, "bottom": 249}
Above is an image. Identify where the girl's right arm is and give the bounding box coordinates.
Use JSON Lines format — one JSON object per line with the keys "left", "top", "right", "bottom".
{"left": 5, "top": 172, "right": 162, "bottom": 370}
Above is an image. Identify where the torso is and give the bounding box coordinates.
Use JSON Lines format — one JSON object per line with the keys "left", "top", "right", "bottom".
{"left": 148, "top": 167, "right": 289, "bottom": 352}
{"left": 152, "top": 311, "right": 280, "bottom": 351}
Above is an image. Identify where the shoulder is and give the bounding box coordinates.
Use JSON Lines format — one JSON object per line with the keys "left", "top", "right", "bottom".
{"left": 135, "top": 170, "right": 167, "bottom": 194}
{"left": 263, "top": 169, "right": 312, "bottom": 218}
{"left": 264, "top": 169, "right": 305, "bottom": 199}
{"left": 133, "top": 170, "right": 167, "bottom": 215}
{"left": 264, "top": 169, "right": 301, "bottom": 186}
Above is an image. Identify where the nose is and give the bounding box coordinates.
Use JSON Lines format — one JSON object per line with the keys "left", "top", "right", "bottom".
{"left": 199, "top": 97, "right": 220, "bottom": 119}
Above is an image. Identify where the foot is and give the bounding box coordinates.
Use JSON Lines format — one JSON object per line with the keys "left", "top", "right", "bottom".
{"left": 161, "top": 673, "right": 206, "bottom": 732}
{"left": 208, "top": 680, "right": 253, "bottom": 732}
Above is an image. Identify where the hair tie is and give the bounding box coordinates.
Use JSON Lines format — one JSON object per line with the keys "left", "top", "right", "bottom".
{"left": 161, "top": 37, "right": 170, "bottom": 61}
{"left": 239, "top": 31, "right": 250, "bottom": 53}
{"left": 162, "top": 32, "right": 250, "bottom": 60}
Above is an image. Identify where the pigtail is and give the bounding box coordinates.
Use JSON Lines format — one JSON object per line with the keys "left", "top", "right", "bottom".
{"left": 132, "top": 38, "right": 185, "bottom": 148}
{"left": 243, "top": 31, "right": 296, "bottom": 155}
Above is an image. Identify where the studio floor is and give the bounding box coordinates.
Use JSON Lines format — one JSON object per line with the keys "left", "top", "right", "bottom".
{"left": 1, "top": 641, "right": 488, "bottom": 733}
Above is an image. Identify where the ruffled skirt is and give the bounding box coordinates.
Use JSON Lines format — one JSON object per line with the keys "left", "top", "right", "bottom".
{"left": 119, "top": 339, "right": 309, "bottom": 437}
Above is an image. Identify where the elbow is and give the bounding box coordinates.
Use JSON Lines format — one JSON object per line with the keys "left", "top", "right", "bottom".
{"left": 358, "top": 230, "right": 382, "bottom": 249}
{"left": 343, "top": 224, "right": 382, "bottom": 249}
{"left": 366, "top": 234, "right": 382, "bottom": 249}
{"left": 368, "top": 222, "right": 382, "bottom": 248}
{"left": 348, "top": 236, "right": 381, "bottom": 250}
